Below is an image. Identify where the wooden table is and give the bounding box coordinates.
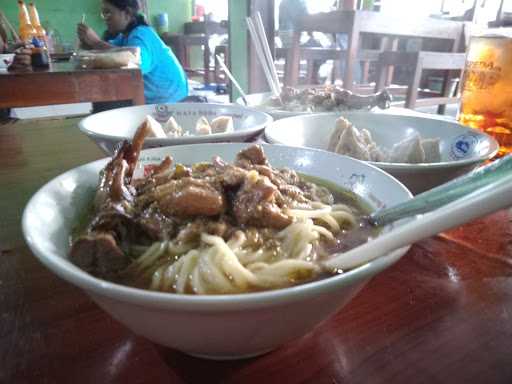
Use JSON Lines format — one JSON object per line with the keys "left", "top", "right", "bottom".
{"left": 0, "top": 62, "right": 145, "bottom": 109}
{"left": 1, "top": 117, "right": 512, "bottom": 383}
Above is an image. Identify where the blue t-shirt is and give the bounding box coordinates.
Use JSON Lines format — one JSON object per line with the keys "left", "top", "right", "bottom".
{"left": 110, "top": 26, "right": 188, "bottom": 104}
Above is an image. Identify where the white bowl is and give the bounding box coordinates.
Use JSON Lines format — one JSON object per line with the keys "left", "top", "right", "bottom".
{"left": 238, "top": 91, "right": 385, "bottom": 120}
{"left": 79, "top": 103, "right": 273, "bottom": 155}
{"left": 22, "top": 143, "right": 412, "bottom": 360}
{"left": 238, "top": 92, "right": 307, "bottom": 120}
{"left": 0, "top": 54, "right": 14, "bottom": 69}
{"left": 266, "top": 112, "right": 499, "bottom": 194}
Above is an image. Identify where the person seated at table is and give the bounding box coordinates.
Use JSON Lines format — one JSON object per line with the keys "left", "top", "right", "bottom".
{"left": 77, "top": 0, "right": 188, "bottom": 104}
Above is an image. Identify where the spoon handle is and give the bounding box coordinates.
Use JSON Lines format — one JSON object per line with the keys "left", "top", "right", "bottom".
{"left": 324, "top": 171, "right": 512, "bottom": 271}
{"left": 371, "top": 154, "right": 512, "bottom": 226}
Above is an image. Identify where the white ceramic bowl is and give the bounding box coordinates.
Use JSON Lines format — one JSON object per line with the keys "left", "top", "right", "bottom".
{"left": 238, "top": 91, "right": 385, "bottom": 120}
{"left": 238, "top": 92, "right": 306, "bottom": 120}
{"left": 266, "top": 112, "right": 499, "bottom": 194}
{"left": 22, "top": 143, "right": 412, "bottom": 360}
{"left": 0, "top": 54, "right": 15, "bottom": 69}
{"left": 79, "top": 103, "right": 273, "bottom": 155}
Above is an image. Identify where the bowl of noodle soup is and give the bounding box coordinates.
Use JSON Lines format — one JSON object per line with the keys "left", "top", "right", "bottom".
{"left": 22, "top": 143, "right": 412, "bottom": 359}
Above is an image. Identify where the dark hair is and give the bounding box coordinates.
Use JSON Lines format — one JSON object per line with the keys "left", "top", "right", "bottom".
{"left": 105, "top": 0, "right": 148, "bottom": 33}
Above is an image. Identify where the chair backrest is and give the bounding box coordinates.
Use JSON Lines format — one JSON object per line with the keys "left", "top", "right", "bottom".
{"left": 284, "top": 10, "right": 467, "bottom": 88}
{"left": 299, "top": 10, "right": 465, "bottom": 46}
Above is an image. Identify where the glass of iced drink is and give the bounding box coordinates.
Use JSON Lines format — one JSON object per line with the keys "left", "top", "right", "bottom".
{"left": 458, "top": 29, "right": 512, "bottom": 158}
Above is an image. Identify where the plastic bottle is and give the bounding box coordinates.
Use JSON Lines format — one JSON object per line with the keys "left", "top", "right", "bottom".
{"left": 18, "top": 0, "right": 36, "bottom": 42}
{"left": 156, "top": 13, "right": 169, "bottom": 34}
{"left": 28, "top": 2, "right": 47, "bottom": 43}
{"left": 31, "top": 36, "right": 49, "bottom": 68}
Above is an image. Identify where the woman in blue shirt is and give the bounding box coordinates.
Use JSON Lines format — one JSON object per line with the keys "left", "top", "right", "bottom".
{"left": 78, "top": 0, "right": 188, "bottom": 104}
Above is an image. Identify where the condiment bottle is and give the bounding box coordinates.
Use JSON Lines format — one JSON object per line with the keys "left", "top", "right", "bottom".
{"left": 31, "top": 36, "right": 49, "bottom": 68}
{"left": 18, "top": 0, "right": 36, "bottom": 42}
{"left": 28, "top": 2, "right": 47, "bottom": 44}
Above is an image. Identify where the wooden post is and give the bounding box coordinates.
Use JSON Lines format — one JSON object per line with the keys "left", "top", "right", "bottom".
{"left": 228, "top": 0, "right": 250, "bottom": 101}
{"left": 284, "top": 31, "right": 301, "bottom": 86}
{"left": 405, "top": 54, "right": 423, "bottom": 109}
{"left": 228, "top": 0, "right": 275, "bottom": 99}
{"left": 381, "top": 36, "right": 398, "bottom": 87}
{"left": 343, "top": 11, "right": 360, "bottom": 91}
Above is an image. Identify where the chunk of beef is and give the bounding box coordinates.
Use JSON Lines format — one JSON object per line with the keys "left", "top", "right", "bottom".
{"left": 280, "top": 86, "right": 300, "bottom": 103}
{"left": 90, "top": 211, "right": 163, "bottom": 248}
{"left": 156, "top": 178, "right": 226, "bottom": 217}
{"left": 69, "top": 232, "right": 130, "bottom": 280}
{"left": 148, "top": 156, "right": 173, "bottom": 177}
{"left": 191, "top": 162, "right": 218, "bottom": 178}
{"left": 176, "top": 218, "right": 234, "bottom": 243}
{"left": 221, "top": 166, "right": 248, "bottom": 187}
{"left": 137, "top": 206, "right": 177, "bottom": 241}
{"left": 299, "top": 181, "right": 335, "bottom": 205}
{"left": 235, "top": 145, "right": 269, "bottom": 168}
{"left": 249, "top": 167, "right": 308, "bottom": 207}
{"left": 275, "top": 184, "right": 309, "bottom": 207}
{"left": 233, "top": 171, "right": 292, "bottom": 229}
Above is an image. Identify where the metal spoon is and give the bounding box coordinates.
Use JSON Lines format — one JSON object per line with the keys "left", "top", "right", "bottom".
{"left": 323, "top": 155, "right": 512, "bottom": 271}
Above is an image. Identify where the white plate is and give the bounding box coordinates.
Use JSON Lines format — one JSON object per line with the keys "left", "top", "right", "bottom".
{"left": 265, "top": 112, "right": 499, "bottom": 194}
{"left": 23, "top": 143, "right": 412, "bottom": 359}
{"left": 79, "top": 103, "right": 273, "bottom": 155}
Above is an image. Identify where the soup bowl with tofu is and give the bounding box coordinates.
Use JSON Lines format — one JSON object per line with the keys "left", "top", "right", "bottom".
{"left": 79, "top": 103, "right": 273, "bottom": 155}
{"left": 265, "top": 111, "right": 499, "bottom": 194}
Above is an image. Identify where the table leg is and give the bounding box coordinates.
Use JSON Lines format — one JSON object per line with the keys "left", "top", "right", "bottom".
{"left": 204, "top": 34, "right": 211, "bottom": 85}
{"left": 343, "top": 17, "right": 360, "bottom": 91}
{"left": 285, "top": 32, "right": 301, "bottom": 87}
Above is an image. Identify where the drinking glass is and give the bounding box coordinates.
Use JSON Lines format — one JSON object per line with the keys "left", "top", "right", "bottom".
{"left": 458, "top": 29, "right": 512, "bottom": 158}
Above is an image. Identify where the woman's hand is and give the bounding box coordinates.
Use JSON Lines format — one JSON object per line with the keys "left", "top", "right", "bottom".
{"left": 77, "top": 23, "right": 102, "bottom": 49}
{"left": 8, "top": 47, "right": 32, "bottom": 71}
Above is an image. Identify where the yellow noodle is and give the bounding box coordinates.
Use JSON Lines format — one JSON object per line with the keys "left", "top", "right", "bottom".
{"left": 137, "top": 242, "right": 164, "bottom": 269}
{"left": 330, "top": 211, "right": 358, "bottom": 227}
{"left": 129, "top": 204, "right": 358, "bottom": 294}
{"left": 250, "top": 259, "right": 319, "bottom": 288}
{"left": 316, "top": 213, "right": 341, "bottom": 232}
{"left": 175, "top": 250, "right": 199, "bottom": 293}
{"left": 150, "top": 265, "right": 164, "bottom": 290}
{"left": 197, "top": 247, "right": 233, "bottom": 293}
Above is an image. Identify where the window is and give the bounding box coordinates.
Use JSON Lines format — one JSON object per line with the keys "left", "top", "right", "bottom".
{"left": 194, "top": 0, "right": 228, "bottom": 21}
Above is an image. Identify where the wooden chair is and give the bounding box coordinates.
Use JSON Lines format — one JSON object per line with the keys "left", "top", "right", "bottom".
{"left": 374, "top": 23, "right": 468, "bottom": 114}
{"left": 162, "top": 21, "right": 228, "bottom": 86}
{"left": 285, "top": 10, "right": 467, "bottom": 95}
{"left": 278, "top": 46, "right": 383, "bottom": 87}
{"left": 278, "top": 47, "right": 336, "bottom": 85}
